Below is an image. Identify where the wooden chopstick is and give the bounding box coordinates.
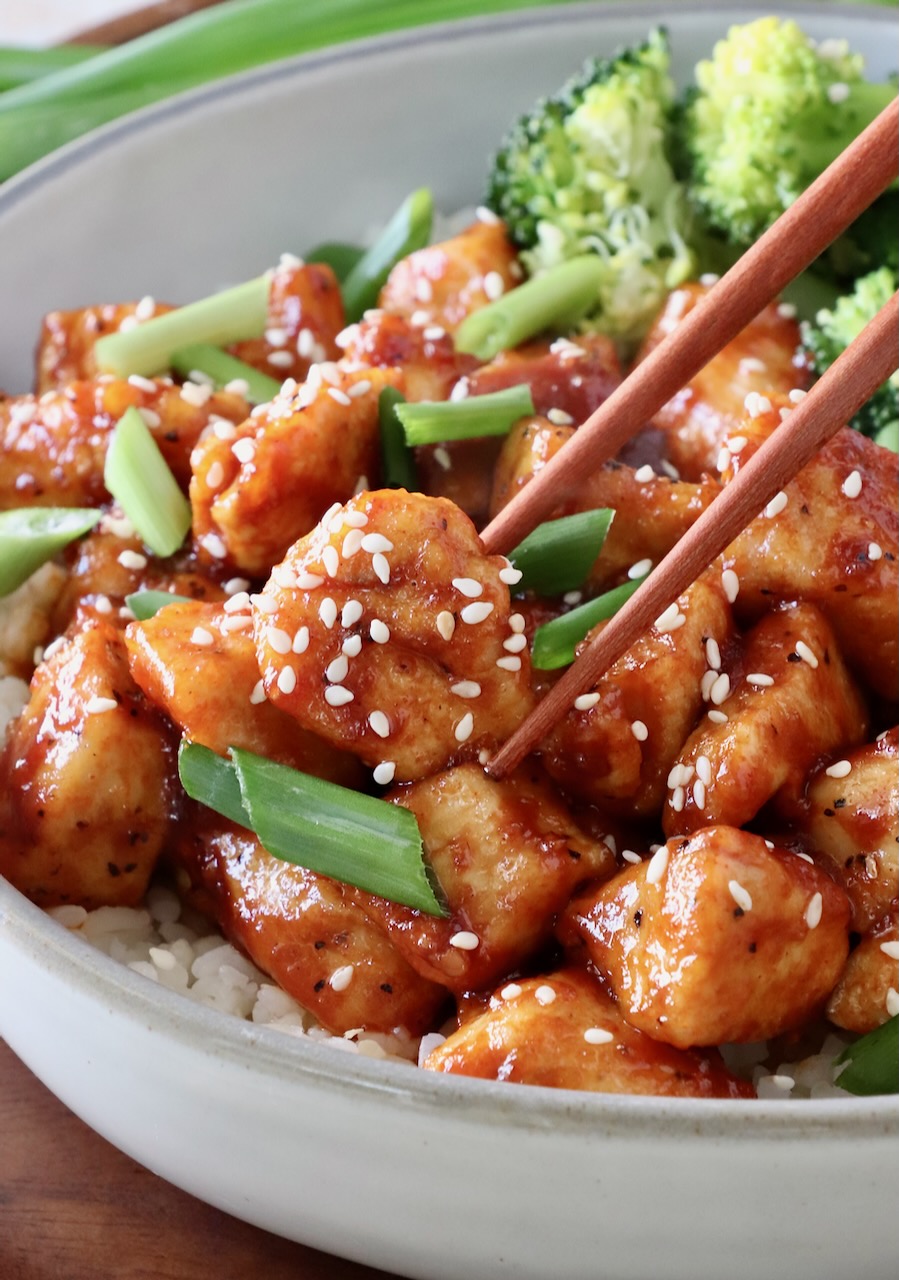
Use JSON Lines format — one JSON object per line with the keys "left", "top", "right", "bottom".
{"left": 479, "top": 96, "right": 899, "bottom": 558}
{"left": 487, "top": 289, "right": 898, "bottom": 778}
{"left": 68, "top": 0, "right": 225, "bottom": 46}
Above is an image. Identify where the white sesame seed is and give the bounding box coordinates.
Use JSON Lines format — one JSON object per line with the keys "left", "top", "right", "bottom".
{"left": 329, "top": 965, "right": 354, "bottom": 992}
{"left": 449, "top": 377, "right": 470, "bottom": 402}
{"left": 181, "top": 380, "right": 212, "bottom": 407}
{"left": 483, "top": 270, "right": 506, "bottom": 301}
{"left": 827, "top": 82, "right": 850, "bottom": 104}
{"left": 369, "top": 711, "right": 390, "bottom": 738}
{"left": 716, "top": 447, "right": 733, "bottom": 474}
{"left": 788, "top": 388, "right": 808, "bottom": 404}
{"left": 431, "top": 445, "right": 453, "bottom": 472}
{"left": 327, "top": 387, "right": 352, "bottom": 407}
{"left": 296, "top": 572, "right": 325, "bottom": 590}
{"left": 293, "top": 627, "right": 310, "bottom": 654}
{"left": 547, "top": 407, "right": 574, "bottom": 426}
{"left": 660, "top": 460, "right": 680, "bottom": 481}
{"left": 654, "top": 602, "right": 686, "bottom": 633}
{"left": 646, "top": 846, "right": 670, "bottom": 884}
{"left": 708, "top": 709, "right": 729, "bottom": 724}
{"left": 503, "top": 633, "right": 528, "bottom": 653}
{"left": 249, "top": 679, "right": 266, "bottom": 705}
{"left": 325, "top": 685, "right": 353, "bottom": 707}
{"left": 370, "top": 619, "right": 390, "bottom": 644}
{"left": 583, "top": 1027, "right": 614, "bottom": 1046}
{"left": 128, "top": 374, "right": 158, "bottom": 394}
{"left": 700, "top": 669, "right": 718, "bottom": 701}
{"left": 709, "top": 672, "right": 731, "bottom": 704}
{"left": 326, "top": 655, "right": 349, "bottom": 683}
{"left": 423, "top": 325, "right": 446, "bottom": 342}
{"left": 224, "top": 377, "right": 250, "bottom": 397}
{"left": 319, "top": 597, "right": 338, "bottom": 629}
{"left": 825, "top": 759, "right": 852, "bottom": 779}
{"left": 670, "top": 786, "right": 686, "bottom": 812}
{"left": 878, "top": 940, "right": 899, "bottom": 960}
{"left": 266, "top": 628, "right": 292, "bottom": 654}
{"left": 341, "top": 599, "right": 363, "bottom": 627}
{"left": 251, "top": 593, "right": 277, "bottom": 615}
{"left": 628, "top": 558, "right": 653, "bottom": 580}
{"left": 461, "top": 601, "right": 494, "bottom": 625}
{"left": 203, "top": 533, "right": 228, "bottom": 560}
{"left": 630, "top": 720, "right": 649, "bottom": 742}
{"left": 562, "top": 590, "right": 583, "bottom": 606}
{"left": 94, "top": 595, "right": 113, "bottom": 615}
{"left": 841, "top": 470, "right": 863, "bottom": 499}
{"left": 868, "top": 542, "right": 883, "bottom": 562}
{"left": 220, "top": 615, "right": 253, "bottom": 635}
{"left": 886, "top": 989, "right": 899, "bottom": 1018}
{"left": 696, "top": 755, "right": 712, "bottom": 786}
{"left": 271, "top": 567, "right": 298, "bottom": 592}
{"left": 446, "top": 931, "right": 479, "bottom": 953}
{"left": 454, "top": 712, "right": 474, "bottom": 742}
{"left": 692, "top": 779, "right": 706, "bottom": 810}
{"left": 232, "top": 437, "right": 256, "bottom": 465}
{"left": 534, "top": 985, "right": 556, "bottom": 1006}
{"left": 341, "top": 529, "right": 365, "bottom": 558}
{"left": 373, "top": 761, "right": 396, "bottom": 785}
{"left": 114, "top": 550, "right": 146, "bottom": 573}
{"left": 499, "top": 565, "right": 523, "bottom": 586}
{"left": 765, "top": 491, "right": 789, "bottom": 518}
{"left": 621, "top": 850, "right": 642, "bottom": 865}
{"left": 705, "top": 638, "right": 722, "bottom": 670}
{"left": 372, "top": 552, "right": 391, "bottom": 584}
{"left": 450, "top": 681, "right": 481, "bottom": 698}
{"left": 737, "top": 358, "right": 766, "bottom": 376}
{"left": 265, "top": 326, "right": 288, "bottom": 348}
{"left": 728, "top": 880, "right": 753, "bottom": 912}
{"left": 747, "top": 673, "right": 775, "bottom": 688}
{"left": 509, "top": 613, "right": 525, "bottom": 633}
{"left": 574, "top": 692, "right": 600, "bottom": 711}
{"left": 727, "top": 436, "right": 748, "bottom": 454}
{"left": 866, "top": 854, "right": 879, "bottom": 879}
{"left": 500, "top": 983, "right": 522, "bottom": 1000}
{"left": 668, "top": 763, "right": 695, "bottom": 789}
{"left": 776, "top": 303, "right": 797, "bottom": 319}
{"left": 805, "top": 892, "right": 823, "bottom": 929}
{"left": 744, "top": 391, "right": 772, "bottom": 418}
{"left": 794, "top": 640, "right": 818, "bottom": 668}
{"left": 436, "top": 611, "right": 456, "bottom": 641}
{"left": 414, "top": 277, "right": 434, "bottom": 303}
{"left": 496, "top": 655, "right": 522, "bottom": 672}
{"left": 134, "top": 295, "right": 156, "bottom": 320}
{"left": 359, "top": 533, "right": 393, "bottom": 555}
{"left": 721, "top": 569, "right": 740, "bottom": 603}
{"left": 342, "top": 635, "right": 362, "bottom": 657}
{"left": 453, "top": 577, "right": 483, "bottom": 598}
{"left": 321, "top": 545, "right": 340, "bottom": 578}
{"left": 203, "top": 460, "right": 226, "bottom": 492}
{"left": 634, "top": 464, "right": 655, "bottom": 483}
{"left": 277, "top": 666, "right": 297, "bottom": 695}
{"left": 343, "top": 510, "right": 368, "bottom": 528}
{"left": 699, "top": 272, "right": 720, "bottom": 287}
{"left": 84, "top": 695, "right": 118, "bottom": 715}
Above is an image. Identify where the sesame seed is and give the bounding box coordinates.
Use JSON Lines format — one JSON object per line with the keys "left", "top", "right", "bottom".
{"left": 727, "top": 436, "right": 748, "bottom": 453}
{"left": 423, "top": 325, "right": 446, "bottom": 342}
{"left": 496, "top": 655, "right": 522, "bottom": 672}
{"left": 135, "top": 295, "right": 156, "bottom": 320}
{"left": 343, "top": 510, "right": 368, "bottom": 529}
{"left": 716, "top": 447, "right": 732, "bottom": 474}
{"left": 265, "top": 628, "right": 290, "bottom": 654}
{"left": 296, "top": 572, "right": 325, "bottom": 590}
{"left": 699, "top": 272, "right": 720, "bottom": 287}
{"left": 461, "top": 601, "right": 494, "bottom": 625}
{"left": 84, "top": 695, "right": 118, "bottom": 714}
{"left": 265, "top": 326, "right": 288, "bottom": 348}
{"left": 324, "top": 685, "right": 353, "bottom": 707}
{"left": 700, "top": 669, "right": 718, "bottom": 701}
{"left": 825, "top": 759, "right": 852, "bottom": 779}
{"left": 547, "top": 407, "right": 574, "bottom": 426}
{"left": 373, "top": 761, "right": 396, "bottom": 785}
{"left": 827, "top": 82, "right": 850, "bottom": 104}
{"left": 223, "top": 591, "right": 250, "bottom": 613}
{"left": 563, "top": 590, "right": 583, "bottom": 606}
{"left": 451, "top": 681, "right": 481, "bottom": 698}
{"left": 454, "top": 712, "right": 474, "bottom": 742}
{"left": 705, "top": 638, "right": 721, "bottom": 670}
{"left": 370, "top": 619, "right": 390, "bottom": 644}
{"left": 449, "top": 931, "right": 480, "bottom": 951}
{"left": 203, "top": 533, "right": 228, "bottom": 560}
{"left": 646, "top": 846, "right": 670, "bottom": 884}
{"left": 326, "top": 655, "right": 349, "bottom": 683}
{"left": 655, "top": 603, "right": 687, "bottom": 633}
{"left": 415, "top": 277, "right": 434, "bottom": 303}
{"left": 277, "top": 666, "right": 297, "bottom": 695}
{"left": 327, "top": 387, "right": 352, "bottom": 407}
{"left": 293, "top": 627, "right": 310, "bottom": 654}
{"left": 476, "top": 204, "right": 501, "bottom": 224}
{"left": 500, "top": 983, "right": 522, "bottom": 1000}
{"left": 128, "top": 374, "right": 158, "bottom": 393}
{"left": 708, "top": 709, "right": 729, "bottom": 724}
{"left": 696, "top": 755, "right": 712, "bottom": 786}
{"left": 747, "top": 673, "right": 774, "bottom": 688}
{"left": 319, "top": 597, "right": 338, "bottom": 628}
{"left": 410, "top": 310, "right": 429, "bottom": 327}
{"left": 692, "top": 779, "right": 706, "bottom": 810}
{"left": 794, "top": 640, "right": 818, "bottom": 668}
{"left": 737, "top": 358, "right": 766, "bottom": 376}
{"left": 181, "top": 380, "right": 212, "bottom": 407}
{"left": 534, "top": 985, "right": 556, "bottom": 1006}
{"left": 449, "top": 377, "right": 470, "bottom": 402}
{"left": 94, "top": 595, "right": 113, "bottom": 615}
{"left": 842, "top": 470, "right": 863, "bottom": 499}
{"left": 436, "top": 611, "right": 456, "bottom": 641}
{"left": 329, "top": 965, "right": 354, "bottom": 992}
{"left": 721, "top": 569, "right": 740, "bottom": 603}
{"left": 630, "top": 720, "right": 649, "bottom": 741}
{"left": 583, "top": 1027, "right": 614, "bottom": 1046}
{"left": 249, "top": 679, "right": 266, "bottom": 704}
{"left": 574, "top": 692, "right": 600, "bottom": 711}
{"left": 372, "top": 552, "right": 391, "bottom": 584}
{"left": 668, "top": 763, "right": 695, "bottom": 789}
{"left": 321, "top": 545, "right": 340, "bottom": 578}
{"left": 670, "top": 786, "right": 686, "bottom": 812}
{"left": 499, "top": 565, "right": 523, "bottom": 586}
{"left": 622, "top": 850, "right": 642, "bottom": 865}
{"left": 369, "top": 711, "right": 390, "bottom": 738}
{"left": 805, "top": 892, "right": 823, "bottom": 929}
{"left": 251, "top": 593, "right": 277, "bottom": 615}
{"left": 634, "top": 464, "right": 655, "bottom": 483}
{"left": 297, "top": 328, "right": 317, "bottom": 358}
{"left": 453, "top": 577, "right": 483, "bottom": 598}
{"left": 271, "top": 564, "right": 297, "bottom": 587}
{"left": 484, "top": 270, "right": 506, "bottom": 300}
{"left": 628, "top": 558, "right": 653, "bottom": 580}
{"left": 765, "top": 491, "right": 788, "bottom": 518}
{"left": 224, "top": 377, "right": 250, "bottom": 396}
{"left": 709, "top": 672, "right": 731, "bottom": 704}
{"left": 866, "top": 854, "right": 879, "bottom": 879}
{"left": 868, "top": 542, "right": 883, "bottom": 562}
{"left": 887, "top": 989, "right": 899, "bottom": 1018}
{"left": 878, "top": 940, "right": 899, "bottom": 960}
{"left": 342, "top": 529, "right": 364, "bottom": 558}
{"left": 744, "top": 391, "right": 772, "bottom": 418}
{"left": 788, "top": 389, "right": 808, "bottom": 404}
{"left": 337, "top": 600, "right": 361, "bottom": 629}
{"left": 776, "top": 302, "right": 797, "bottom": 319}
{"left": 342, "top": 635, "right": 362, "bottom": 657}
{"left": 232, "top": 438, "right": 256, "bottom": 465}
{"left": 509, "top": 613, "right": 525, "bottom": 633}
{"left": 728, "top": 880, "right": 753, "bottom": 912}
{"left": 503, "top": 633, "right": 528, "bottom": 653}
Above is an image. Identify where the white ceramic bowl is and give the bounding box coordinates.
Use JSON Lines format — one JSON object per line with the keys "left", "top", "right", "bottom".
{"left": 1, "top": 5, "right": 897, "bottom": 1278}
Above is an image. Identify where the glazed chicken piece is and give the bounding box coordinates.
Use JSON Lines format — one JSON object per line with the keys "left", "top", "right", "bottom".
{"left": 466, "top": 332, "right": 622, "bottom": 425}
{"left": 339, "top": 309, "right": 476, "bottom": 403}
{"left": 826, "top": 915, "right": 899, "bottom": 1034}
{"left": 377, "top": 217, "right": 522, "bottom": 334}
{"left": 635, "top": 282, "right": 808, "bottom": 480}
{"left": 175, "top": 816, "right": 446, "bottom": 1036}
{"left": 0, "top": 613, "right": 175, "bottom": 908}
{"left": 0, "top": 562, "right": 67, "bottom": 676}
{"left": 540, "top": 572, "right": 734, "bottom": 815}
{"left": 721, "top": 401, "right": 899, "bottom": 699}
{"left": 567, "top": 826, "right": 851, "bottom": 1048}
{"left": 228, "top": 260, "right": 345, "bottom": 384}
{"left": 662, "top": 602, "right": 869, "bottom": 837}
{"left": 253, "top": 490, "right": 535, "bottom": 782}
{"left": 0, "top": 377, "right": 249, "bottom": 510}
{"left": 423, "top": 969, "right": 753, "bottom": 1097}
{"left": 490, "top": 418, "right": 718, "bottom": 591}
{"left": 189, "top": 365, "right": 397, "bottom": 576}
{"left": 357, "top": 763, "right": 615, "bottom": 995}
{"left": 791, "top": 729, "right": 898, "bottom": 934}
{"left": 126, "top": 598, "right": 362, "bottom": 786}
{"left": 35, "top": 298, "right": 175, "bottom": 391}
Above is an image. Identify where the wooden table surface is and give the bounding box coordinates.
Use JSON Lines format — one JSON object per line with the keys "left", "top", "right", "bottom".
{"left": 0, "top": 1040, "right": 399, "bottom": 1280}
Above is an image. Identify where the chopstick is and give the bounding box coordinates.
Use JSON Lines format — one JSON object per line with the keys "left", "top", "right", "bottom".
{"left": 479, "top": 97, "right": 899, "bottom": 558}
{"left": 487, "top": 289, "right": 898, "bottom": 778}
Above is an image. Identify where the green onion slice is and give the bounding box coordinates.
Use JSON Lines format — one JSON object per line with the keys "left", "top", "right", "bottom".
{"left": 378, "top": 387, "right": 418, "bottom": 490}
{"left": 94, "top": 274, "right": 270, "bottom": 378}
{"left": 103, "top": 406, "right": 191, "bottom": 557}
{"left": 125, "top": 589, "right": 193, "bottom": 620}
{"left": 178, "top": 741, "right": 448, "bottom": 917}
{"left": 341, "top": 188, "right": 433, "bottom": 322}
{"left": 874, "top": 421, "right": 898, "bottom": 452}
{"left": 305, "top": 240, "right": 365, "bottom": 283}
{"left": 0, "top": 506, "right": 101, "bottom": 597}
{"left": 170, "top": 343, "right": 281, "bottom": 405}
{"left": 531, "top": 575, "right": 648, "bottom": 670}
{"left": 834, "top": 1016, "right": 899, "bottom": 1096}
{"left": 396, "top": 384, "right": 535, "bottom": 446}
{"left": 454, "top": 256, "right": 605, "bottom": 361}
{"left": 509, "top": 509, "right": 614, "bottom": 596}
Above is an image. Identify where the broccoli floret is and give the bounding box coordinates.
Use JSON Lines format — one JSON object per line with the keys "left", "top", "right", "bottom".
{"left": 679, "top": 18, "right": 896, "bottom": 247}
{"left": 801, "top": 267, "right": 899, "bottom": 441}
{"left": 486, "top": 29, "right": 695, "bottom": 346}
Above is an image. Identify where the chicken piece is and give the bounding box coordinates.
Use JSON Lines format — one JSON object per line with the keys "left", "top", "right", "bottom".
{"left": 490, "top": 418, "right": 718, "bottom": 591}
{"left": 467, "top": 332, "right": 622, "bottom": 425}
{"left": 126, "top": 598, "right": 362, "bottom": 787}
{"left": 0, "top": 562, "right": 67, "bottom": 676}
{"left": 635, "top": 282, "right": 808, "bottom": 480}
{"left": 721, "top": 402, "right": 898, "bottom": 699}
{"left": 792, "top": 729, "right": 898, "bottom": 933}
{"left": 377, "top": 218, "right": 521, "bottom": 334}
{"left": 826, "top": 914, "right": 899, "bottom": 1034}
{"left": 0, "top": 377, "right": 249, "bottom": 510}
{"left": 423, "top": 969, "right": 753, "bottom": 1097}
{"left": 662, "top": 602, "right": 869, "bottom": 838}
{"left": 541, "top": 572, "right": 734, "bottom": 815}
{"left": 0, "top": 613, "right": 175, "bottom": 908}
{"left": 190, "top": 366, "right": 395, "bottom": 576}
{"left": 414, "top": 436, "right": 505, "bottom": 529}
{"left": 175, "top": 816, "right": 446, "bottom": 1036}
{"left": 339, "top": 309, "right": 476, "bottom": 404}
{"left": 254, "top": 490, "right": 535, "bottom": 781}
{"left": 35, "top": 298, "right": 176, "bottom": 392}
{"left": 228, "top": 260, "right": 345, "bottom": 384}
{"left": 568, "top": 826, "right": 851, "bottom": 1048}
{"left": 357, "top": 764, "right": 614, "bottom": 995}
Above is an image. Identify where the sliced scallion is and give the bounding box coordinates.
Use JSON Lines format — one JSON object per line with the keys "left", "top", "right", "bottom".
{"left": 0, "top": 44, "right": 106, "bottom": 93}
{"left": 305, "top": 240, "right": 365, "bottom": 283}
{"left": 94, "top": 274, "right": 270, "bottom": 378}
{"left": 170, "top": 343, "right": 281, "bottom": 405}
{"left": 378, "top": 387, "right": 418, "bottom": 490}
{"left": 125, "top": 589, "right": 193, "bottom": 621}
{"left": 0, "top": 506, "right": 101, "bottom": 597}
{"left": 834, "top": 1016, "right": 899, "bottom": 1096}
{"left": 341, "top": 188, "right": 433, "bottom": 321}
{"left": 531, "top": 575, "right": 648, "bottom": 670}
{"left": 509, "top": 509, "right": 614, "bottom": 596}
{"left": 395, "top": 384, "right": 535, "bottom": 447}
{"left": 454, "top": 256, "right": 605, "bottom": 361}
{"left": 178, "top": 740, "right": 251, "bottom": 830}
{"left": 103, "top": 406, "right": 191, "bottom": 557}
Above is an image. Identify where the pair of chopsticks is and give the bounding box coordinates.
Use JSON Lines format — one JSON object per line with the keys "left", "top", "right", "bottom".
{"left": 483, "top": 97, "right": 899, "bottom": 779}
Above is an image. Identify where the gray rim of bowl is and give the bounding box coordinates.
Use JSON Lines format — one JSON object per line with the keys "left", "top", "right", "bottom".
{"left": 1, "top": 0, "right": 896, "bottom": 1141}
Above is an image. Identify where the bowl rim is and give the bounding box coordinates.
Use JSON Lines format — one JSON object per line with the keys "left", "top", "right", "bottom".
{"left": 1, "top": 0, "right": 897, "bottom": 1140}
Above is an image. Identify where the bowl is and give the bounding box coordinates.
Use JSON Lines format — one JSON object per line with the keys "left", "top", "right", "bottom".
{"left": 1, "top": 5, "right": 897, "bottom": 1278}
